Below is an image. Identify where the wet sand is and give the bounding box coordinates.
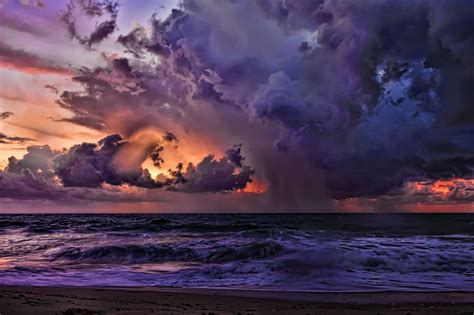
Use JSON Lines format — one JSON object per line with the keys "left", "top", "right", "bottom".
{"left": 0, "top": 286, "right": 473, "bottom": 314}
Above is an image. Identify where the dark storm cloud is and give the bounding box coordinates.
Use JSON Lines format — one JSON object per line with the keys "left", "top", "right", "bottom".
{"left": 6, "top": 145, "right": 55, "bottom": 175}
{"left": 255, "top": 0, "right": 328, "bottom": 31}
{"left": 117, "top": 24, "right": 171, "bottom": 59}
{"left": 421, "top": 157, "right": 474, "bottom": 180}
{"left": 54, "top": 134, "right": 253, "bottom": 192}
{"left": 60, "top": 0, "right": 119, "bottom": 48}
{"left": 54, "top": 68, "right": 136, "bottom": 131}
{"left": 54, "top": 134, "right": 161, "bottom": 188}
{"left": 0, "top": 133, "right": 254, "bottom": 201}
{"left": 172, "top": 144, "right": 255, "bottom": 193}
{"left": 0, "top": 168, "right": 61, "bottom": 200}
{"left": 116, "top": 26, "right": 148, "bottom": 58}
{"left": 0, "top": 168, "right": 165, "bottom": 203}
{"left": 1, "top": 146, "right": 61, "bottom": 200}
{"left": 56, "top": 54, "right": 192, "bottom": 133}
{"left": 55, "top": 0, "right": 474, "bottom": 204}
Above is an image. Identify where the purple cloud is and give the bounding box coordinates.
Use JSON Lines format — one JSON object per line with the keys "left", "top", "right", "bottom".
{"left": 60, "top": 0, "right": 119, "bottom": 48}
{"left": 0, "top": 42, "right": 74, "bottom": 75}
{"left": 48, "top": 0, "right": 474, "bottom": 206}
{"left": 0, "top": 134, "right": 255, "bottom": 201}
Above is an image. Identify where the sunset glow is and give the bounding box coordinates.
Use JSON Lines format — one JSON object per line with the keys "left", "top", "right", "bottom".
{"left": 407, "top": 178, "right": 474, "bottom": 198}
{"left": 1, "top": 0, "right": 474, "bottom": 213}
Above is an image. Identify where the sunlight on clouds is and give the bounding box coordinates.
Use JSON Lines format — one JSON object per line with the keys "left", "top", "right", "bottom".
{"left": 118, "top": 127, "right": 223, "bottom": 180}
{"left": 238, "top": 177, "right": 268, "bottom": 194}
{"left": 407, "top": 178, "right": 474, "bottom": 198}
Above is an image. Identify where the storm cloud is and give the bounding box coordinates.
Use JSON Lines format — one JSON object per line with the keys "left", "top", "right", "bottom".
{"left": 10, "top": 0, "right": 474, "bottom": 208}
{"left": 172, "top": 144, "right": 255, "bottom": 193}
{"left": 0, "top": 133, "right": 254, "bottom": 201}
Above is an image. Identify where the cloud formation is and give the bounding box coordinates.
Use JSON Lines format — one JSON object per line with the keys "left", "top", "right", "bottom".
{"left": 54, "top": 1, "right": 474, "bottom": 204}
{"left": 0, "top": 133, "right": 35, "bottom": 144}
{"left": 3, "top": 0, "right": 474, "bottom": 210}
{"left": 60, "top": 0, "right": 119, "bottom": 48}
{"left": 54, "top": 134, "right": 162, "bottom": 188}
{"left": 0, "top": 111, "right": 13, "bottom": 120}
{"left": 0, "top": 42, "right": 74, "bottom": 75}
{"left": 0, "top": 133, "right": 254, "bottom": 201}
{"left": 173, "top": 144, "right": 255, "bottom": 193}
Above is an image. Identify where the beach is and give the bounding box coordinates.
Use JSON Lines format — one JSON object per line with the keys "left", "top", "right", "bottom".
{"left": 0, "top": 286, "right": 473, "bottom": 314}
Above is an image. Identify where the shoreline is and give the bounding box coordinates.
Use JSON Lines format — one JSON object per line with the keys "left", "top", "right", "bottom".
{"left": 0, "top": 286, "right": 473, "bottom": 314}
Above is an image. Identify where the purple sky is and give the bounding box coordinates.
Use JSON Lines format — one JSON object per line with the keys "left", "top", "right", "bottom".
{"left": 1, "top": 0, "right": 474, "bottom": 213}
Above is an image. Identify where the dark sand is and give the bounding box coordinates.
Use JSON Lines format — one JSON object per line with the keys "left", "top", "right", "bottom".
{"left": 0, "top": 286, "right": 473, "bottom": 314}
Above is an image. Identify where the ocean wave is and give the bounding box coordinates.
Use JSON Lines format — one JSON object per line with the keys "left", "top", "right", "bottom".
{"left": 50, "top": 238, "right": 474, "bottom": 275}
{"left": 163, "top": 222, "right": 264, "bottom": 233}
{"left": 203, "top": 241, "right": 284, "bottom": 263}
{"left": 51, "top": 244, "right": 197, "bottom": 263}
{"left": 0, "top": 220, "right": 28, "bottom": 228}
{"left": 2, "top": 214, "right": 473, "bottom": 237}
{"left": 50, "top": 240, "right": 285, "bottom": 264}
{"left": 272, "top": 244, "right": 474, "bottom": 275}
{"left": 1, "top": 214, "right": 473, "bottom": 291}
{"left": 14, "top": 218, "right": 267, "bottom": 234}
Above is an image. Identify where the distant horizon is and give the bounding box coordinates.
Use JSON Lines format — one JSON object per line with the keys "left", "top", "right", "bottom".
{"left": 1, "top": 209, "right": 473, "bottom": 214}
{"left": 1, "top": 212, "right": 473, "bottom": 215}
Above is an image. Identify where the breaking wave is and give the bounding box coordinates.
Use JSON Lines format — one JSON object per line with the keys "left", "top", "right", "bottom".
{"left": 0, "top": 214, "right": 473, "bottom": 291}
{"left": 51, "top": 241, "right": 285, "bottom": 264}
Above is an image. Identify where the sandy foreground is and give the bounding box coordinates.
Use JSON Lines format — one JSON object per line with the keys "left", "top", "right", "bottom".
{"left": 0, "top": 286, "right": 472, "bottom": 315}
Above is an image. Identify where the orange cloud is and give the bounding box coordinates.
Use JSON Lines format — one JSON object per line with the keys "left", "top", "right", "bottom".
{"left": 409, "top": 178, "right": 474, "bottom": 196}
{"left": 0, "top": 62, "right": 74, "bottom": 76}
{"left": 239, "top": 177, "right": 268, "bottom": 194}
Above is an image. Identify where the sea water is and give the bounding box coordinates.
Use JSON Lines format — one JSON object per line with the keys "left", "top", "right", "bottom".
{"left": 0, "top": 213, "right": 472, "bottom": 291}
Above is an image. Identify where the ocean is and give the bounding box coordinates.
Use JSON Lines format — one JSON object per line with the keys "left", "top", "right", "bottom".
{"left": 0, "top": 214, "right": 472, "bottom": 291}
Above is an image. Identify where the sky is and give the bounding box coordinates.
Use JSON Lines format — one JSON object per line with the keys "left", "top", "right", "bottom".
{"left": 1, "top": 0, "right": 474, "bottom": 213}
